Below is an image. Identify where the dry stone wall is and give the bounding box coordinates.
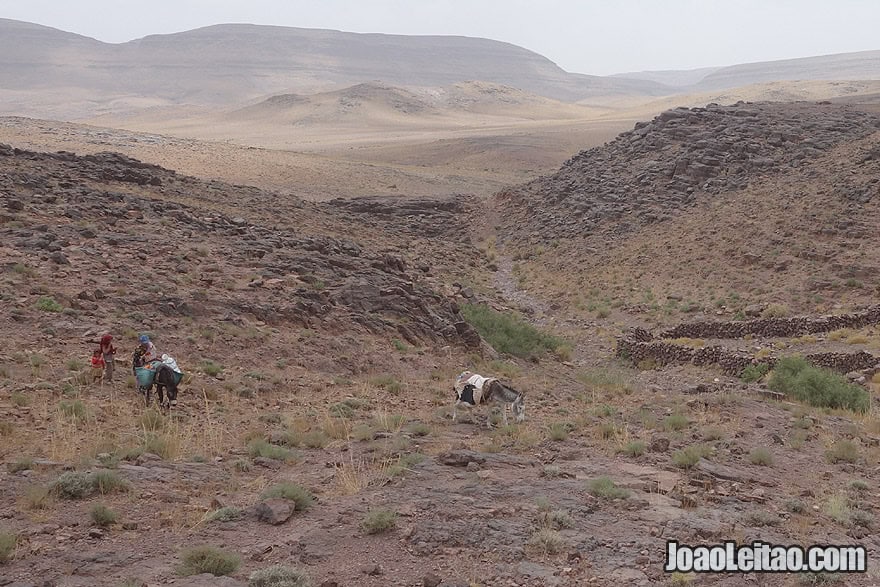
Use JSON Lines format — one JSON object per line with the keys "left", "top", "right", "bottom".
{"left": 617, "top": 307, "right": 880, "bottom": 376}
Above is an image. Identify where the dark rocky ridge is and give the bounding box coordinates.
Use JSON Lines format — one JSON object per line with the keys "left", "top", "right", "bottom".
{"left": 496, "top": 101, "right": 880, "bottom": 240}
{"left": 0, "top": 144, "right": 484, "bottom": 355}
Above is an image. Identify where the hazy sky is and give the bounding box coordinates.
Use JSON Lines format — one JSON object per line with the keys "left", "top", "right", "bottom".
{"left": 1, "top": 0, "right": 878, "bottom": 76}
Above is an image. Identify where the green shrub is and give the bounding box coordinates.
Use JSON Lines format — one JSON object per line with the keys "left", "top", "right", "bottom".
{"left": 36, "top": 296, "right": 62, "bottom": 312}
{"left": 52, "top": 471, "right": 94, "bottom": 499}
{"left": 369, "top": 375, "right": 402, "bottom": 394}
{"left": 90, "top": 504, "right": 118, "bottom": 527}
{"left": 92, "top": 470, "right": 128, "bottom": 494}
{"left": 460, "top": 303, "right": 566, "bottom": 359}
{"left": 663, "top": 414, "right": 689, "bottom": 432}
{"left": 0, "top": 531, "right": 16, "bottom": 564}
{"left": 261, "top": 483, "right": 314, "bottom": 511}
{"left": 177, "top": 546, "right": 241, "bottom": 576}
{"left": 248, "top": 565, "right": 310, "bottom": 587}
{"left": 8, "top": 457, "right": 34, "bottom": 473}
{"left": 741, "top": 363, "right": 770, "bottom": 383}
{"left": 672, "top": 444, "right": 712, "bottom": 469}
{"left": 618, "top": 440, "right": 646, "bottom": 457}
{"left": 329, "top": 402, "right": 355, "bottom": 418}
{"left": 768, "top": 356, "right": 869, "bottom": 413}
{"left": 527, "top": 528, "right": 566, "bottom": 554}
{"left": 200, "top": 360, "right": 223, "bottom": 377}
{"left": 248, "top": 439, "right": 294, "bottom": 461}
{"left": 547, "top": 422, "right": 571, "bottom": 441}
{"left": 849, "top": 479, "right": 870, "bottom": 492}
{"left": 539, "top": 509, "right": 575, "bottom": 529}
{"left": 749, "top": 447, "right": 774, "bottom": 466}
{"left": 59, "top": 400, "right": 88, "bottom": 421}
{"left": 406, "top": 422, "right": 431, "bottom": 437}
{"left": 826, "top": 440, "right": 859, "bottom": 464}
{"left": 23, "top": 485, "right": 52, "bottom": 510}
{"left": 141, "top": 432, "right": 174, "bottom": 459}
{"left": 587, "top": 476, "right": 630, "bottom": 499}
{"left": 138, "top": 409, "right": 165, "bottom": 431}
{"left": 361, "top": 508, "right": 397, "bottom": 534}
{"left": 577, "top": 368, "right": 632, "bottom": 394}
{"left": 206, "top": 507, "right": 242, "bottom": 523}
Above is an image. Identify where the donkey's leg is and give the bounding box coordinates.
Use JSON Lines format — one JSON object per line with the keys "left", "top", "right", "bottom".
{"left": 452, "top": 400, "right": 458, "bottom": 422}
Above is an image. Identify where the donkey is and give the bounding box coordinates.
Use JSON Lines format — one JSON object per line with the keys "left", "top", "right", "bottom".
{"left": 152, "top": 364, "right": 179, "bottom": 409}
{"left": 138, "top": 362, "right": 180, "bottom": 409}
{"left": 452, "top": 370, "right": 525, "bottom": 428}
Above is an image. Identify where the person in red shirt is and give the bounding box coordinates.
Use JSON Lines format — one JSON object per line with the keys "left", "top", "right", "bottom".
{"left": 89, "top": 333, "right": 117, "bottom": 382}
{"left": 89, "top": 349, "right": 105, "bottom": 383}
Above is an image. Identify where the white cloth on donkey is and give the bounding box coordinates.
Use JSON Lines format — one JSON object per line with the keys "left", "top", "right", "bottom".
{"left": 454, "top": 371, "right": 496, "bottom": 405}
{"left": 159, "top": 354, "right": 182, "bottom": 374}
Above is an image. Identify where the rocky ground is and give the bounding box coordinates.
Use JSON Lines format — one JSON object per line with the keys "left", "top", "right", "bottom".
{"left": 1, "top": 101, "right": 880, "bottom": 587}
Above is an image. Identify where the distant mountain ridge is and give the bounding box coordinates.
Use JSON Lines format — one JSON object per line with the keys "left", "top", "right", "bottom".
{"left": 0, "top": 18, "right": 668, "bottom": 118}
{"left": 1, "top": 18, "right": 878, "bottom": 120}
{"left": 613, "top": 50, "right": 880, "bottom": 90}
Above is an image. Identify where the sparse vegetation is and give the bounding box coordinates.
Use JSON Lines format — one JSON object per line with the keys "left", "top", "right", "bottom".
{"left": 587, "top": 476, "right": 630, "bottom": 499}
{"left": 527, "top": 528, "right": 566, "bottom": 554}
{"left": 7, "top": 457, "right": 34, "bottom": 473}
{"left": 261, "top": 483, "right": 314, "bottom": 511}
{"left": 90, "top": 504, "right": 118, "bottom": 527}
{"left": 59, "top": 399, "right": 88, "bottom": 421}
{"left": 51, "top": 471, "right": 94, "bottom": 499}
{"left": 361, "top": 508, "right": 397, "bottom": 534}
{"left": 248, "top": 439, "right": 295, "bottom": 461}
{"left": 748, "top": 447, "right": 774, "bottom": 466}
{"left": 249, "top": 565, "right": 310, "bottom": 587}
{"left": 51, "top": 470, "right": 128, "bottom": 500}
{"left": 785, "top": 499, "right": 806, "bottom": 514}
{"left": 547, "top": 422, "right": 571, "bottom": 441}
{"left": 663, "top": 413, "right": 689, "bottom": 432}
{"left": 578, "top": 366, "right": 633, "bottom": 394}
{"left": 0, "top": 531, "right": 16, "bottom": 564}
{"left": 22, "top": 485, "right": 52, "bottom": 510}
{"left": 761, "top": 303, "right": 790, "bottom": 318}
{"left": 672, "top": 444, "right": 712, "bottom": 469}
{"left": 539, "top": 509, "right": 575, "bottom": 530}
{"left": 460, "top": 303, "right": 567, "bottom": 359}
{"left": 741, "top": 363, "right": 770, "bottom": 383}
{"left": 618, "top": 440, "right": 646, "bottom": 457}
{"left": 206, "top": 507, "right": 243, "bottom": 523}
{"left": 768, "top": 356, "right": 869, "bottom": 413}
{"left": 36, "top": 296, "right": 63, "bottom": 312}
{"left": 91, "top": 470, "right": 128, "bottom": 494}
{"left": 178, "top": 546, "right": 241, "bottom": 577}
{"left": 370, "top": 374, "right": 403, "bottom": 394}
{"left": 826, "top": 440, "right": 859, "bottom": 464}
{"left": 200, "top": 359, "right": 223, "bottom": 377}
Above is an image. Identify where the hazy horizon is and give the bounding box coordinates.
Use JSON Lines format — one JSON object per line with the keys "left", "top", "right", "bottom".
{"left": 1, "top": 0, "right": 879, "bottom": 76}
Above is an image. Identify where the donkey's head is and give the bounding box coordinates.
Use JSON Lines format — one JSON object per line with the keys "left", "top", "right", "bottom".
{"left": 512, "top": 393, "right": 525, "bottom": 423}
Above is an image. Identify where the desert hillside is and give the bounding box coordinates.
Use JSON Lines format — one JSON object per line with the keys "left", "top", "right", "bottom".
{"left": 495, "top": 101, "right": 880, "bottom": 325}
{"left": 2, "top": 17, "right": 880, "bottom": 584}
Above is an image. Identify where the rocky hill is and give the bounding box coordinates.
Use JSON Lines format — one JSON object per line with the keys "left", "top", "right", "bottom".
{"left": 494, "top": 101, "right": 880, "bottom": 318}
{"left": 0, "top": 144, "right": 488, "bottom": 372}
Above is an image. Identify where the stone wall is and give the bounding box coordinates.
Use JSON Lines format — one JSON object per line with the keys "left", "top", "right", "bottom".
{"left": 660, "top": 305, "right": 880, "bottom": 340}
{"left": 616, "top": 307, "right": 880, "bottom": 376}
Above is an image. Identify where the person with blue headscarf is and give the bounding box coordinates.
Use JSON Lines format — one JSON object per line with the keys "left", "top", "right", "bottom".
{"left": 138, "top": 334, "right": 158, "bottom": 362}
